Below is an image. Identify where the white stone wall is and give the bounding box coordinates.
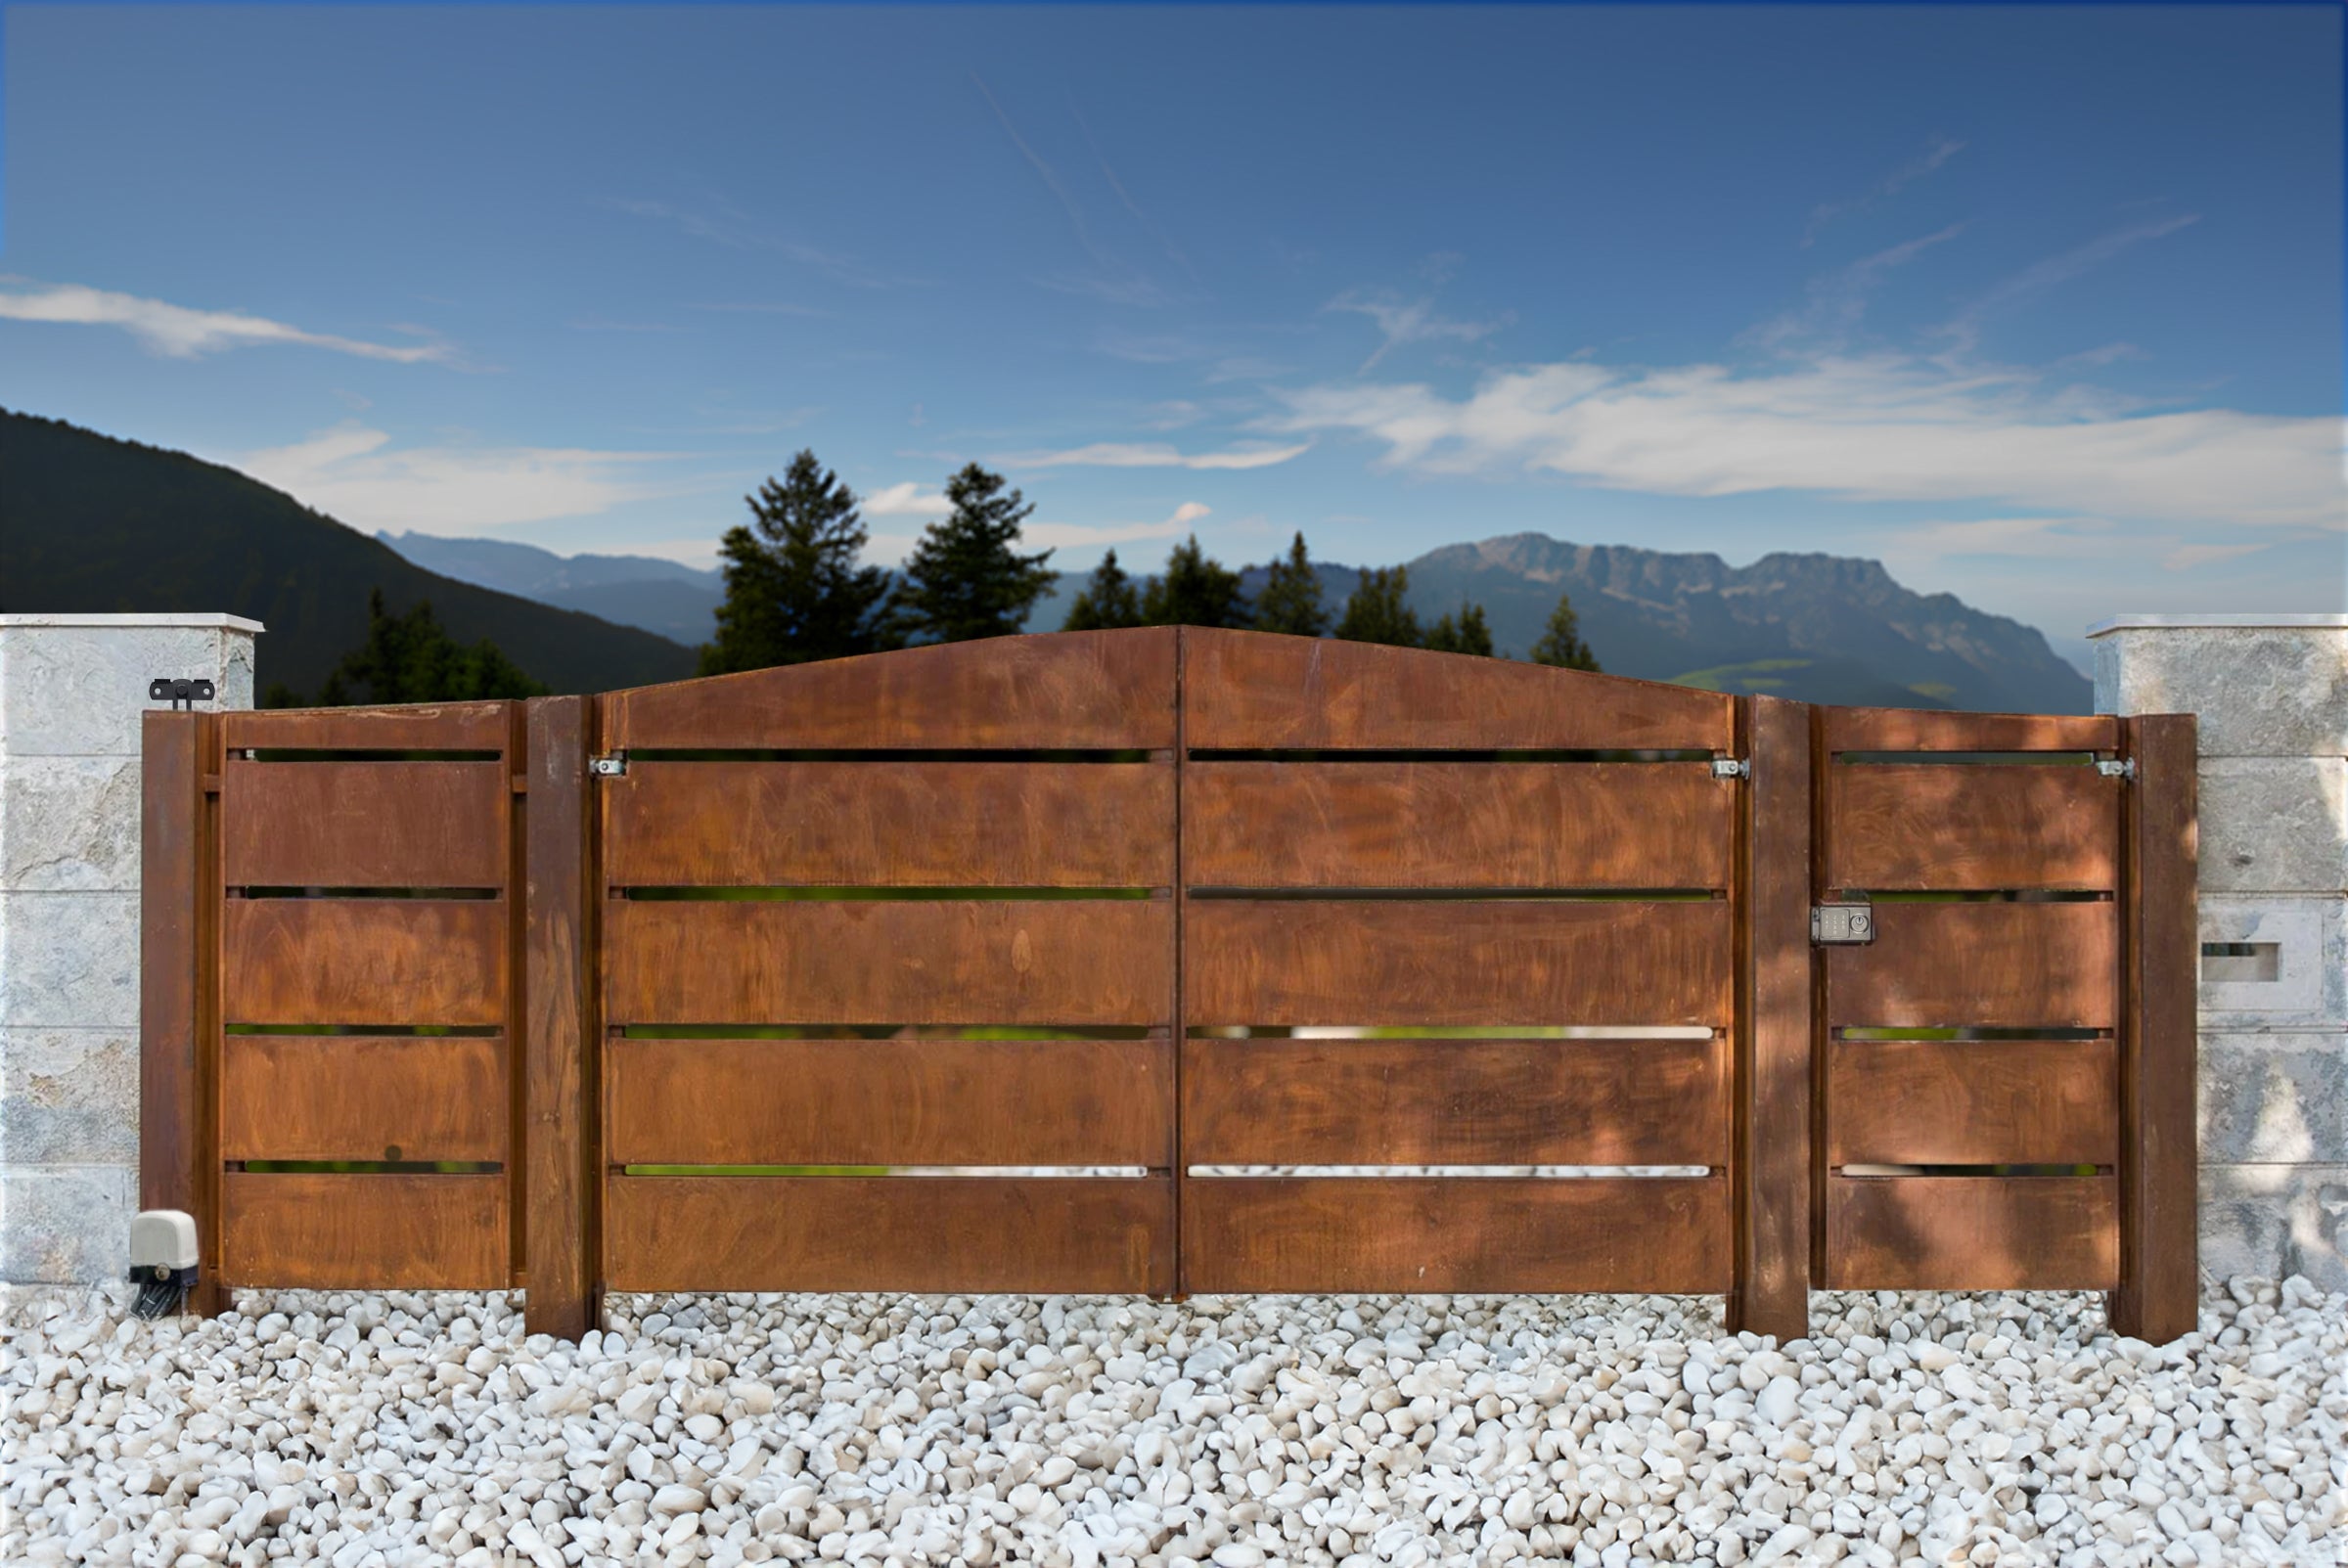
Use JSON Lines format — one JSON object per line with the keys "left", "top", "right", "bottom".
{"left": 2091, "top": 614, "right": 2348, "bottom": 1290}
{"left": 0, "top": 614, "right": 258, "bottom": 1282}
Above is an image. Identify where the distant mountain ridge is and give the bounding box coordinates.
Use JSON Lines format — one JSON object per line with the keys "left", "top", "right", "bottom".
{"left": 0, "top": 406, "right": 2085, "bottom": 713}
{"left": 0, "top": 411, "right": 698, "bottom": 697}
{"left": 377, "top": 524, "right": 2089, "bottom": 713}
{"left": 378, "top": 531, "right": 726, "bottom": 648}
{"left": 1394, "top": 535, "right": 2093, "bottom": 712}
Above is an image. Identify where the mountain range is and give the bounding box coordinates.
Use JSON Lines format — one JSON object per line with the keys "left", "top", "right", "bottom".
{"left": 2, "top": 408, "right": 2091, "bottom": 712}
{"left": 386, "top": 529, "right": 2092, "bottom": 712}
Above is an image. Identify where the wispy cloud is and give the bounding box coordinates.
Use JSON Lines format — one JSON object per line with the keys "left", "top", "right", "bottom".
{"left": 1885, "top": 515, "right": 2121, "bottom": 560}
{"left": 1932, "top": 213, "right": 2202, "bottom": 356}
{"left": 1000, "top": 440, "right": 1310, "bottom": 471}
{"left": 1025, "top": 500, "right": 1209, "bottom": 550}
{"left": 235, "top": 425, "right": 684, "bottom": 536}
{"left": 1068, "top": 94, "right": 1197, "bottom": 284}
{"left": 2161, "top": 542, "right": 2269, "bottom": 571}
{"left": 1742, "top": 223, "right": 1967, "bottom": 355}
{"left": 972, "top": 73, "right": 1104, "bottom": 269}
{"left": 973, "top": 75, "right": 1166, "bottom": 309}
{"left": 1878, "top": 515, "right": 2280, "bottom": 579}
{"left": 1803, "top": 134, "right": 1965, "bottom": 246}
{"left": 1035, "top": 272, "right": 1169, "bottom": 308}
{"left": 1264, "top": 354, "right": 2344, "bottom": 531}
{"left": 606, "top": 198, "right": 893, "bottom": 289}
{"left": 1327, "top": 289, "right": 1509, "bottom": 373}
{"left": 686, "top": 301, "right": 832, "bottom": 318}
{"left": 865, "top": 481, "right": 955, "bottom": 519}
{"left": 569, "top": 315, "right": 681, "bottom": 334}
{"left": 0, "top": 280, "right": 454, "bottom": 363}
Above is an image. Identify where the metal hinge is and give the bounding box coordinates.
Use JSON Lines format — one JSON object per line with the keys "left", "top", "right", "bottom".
{"left": 590, "top": 754, "right": 627, "bottom": 778}
{"left": 1812, "top": 903, "right": 1876, "bottom": 945}
{"left": 2097, "top": 759, "right": 2135, "bottom": 781}
{"left": 1711, "top": 758, "right": 1749, "bottom": 780}
{"left": 148, "top": 678, "right": 214, "bottom": 711}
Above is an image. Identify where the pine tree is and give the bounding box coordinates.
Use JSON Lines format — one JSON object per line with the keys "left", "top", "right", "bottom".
{"left": 1530, "top": 590, "right": 1603, "bottom": 671}
{"left": 700, "top": 450, "right": 895, "bottom": 675}
{"left": 1251, "top": 532, "right": 1330, "bottom": 638}
{"left": 885, "top": 464, "right": 1058, "bottom": 644}
{"left": 1061, "top": 550, "right": 1146, "bottom": 631}
{"left": 303, "top": 589, "right": 549, "bottom": 705}
{"left": 1423, "top": 603, "right": 1495, "bottom": 656}
{"left": 1334, "top": 565, "right": 1422, "bottom": 647}
{"left": 1141, "top": 535, "right": 1251, "bottom": 628}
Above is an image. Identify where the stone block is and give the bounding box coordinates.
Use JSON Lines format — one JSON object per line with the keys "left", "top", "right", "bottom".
{"left": 0, "top": 619, "right": 255, "bottom": 757}
{"left": 0, "top": 1164, "right": 134, "bottom": 1282}
{"left": 2199, "top": 1163, "right": 2348, "bottom": 1293}
{"left": 2197, "top": 1033, "right": 2348, "bottom": 1164}
{"left": 0, "top": 1027, "right": 139, "bottom": 1164}
{"left": 2095, "top": 624, "right": 2348, "bottom": 757}
{"left": 0, "top": 754, "right": 142, "bottom": 891}
{"left": 2197, "top": 895, "right": 2346, "bottom": 1031}
{"left": 0, "top": 891, "right": 139, "bottom": 1028}
{"left": 2196, "top": 756, "right": 2348, "bottom": 894}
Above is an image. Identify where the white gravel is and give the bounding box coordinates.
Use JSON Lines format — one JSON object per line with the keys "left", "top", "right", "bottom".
{"left": 5, "top": 1278, "right": 2344, "bottom": 1568}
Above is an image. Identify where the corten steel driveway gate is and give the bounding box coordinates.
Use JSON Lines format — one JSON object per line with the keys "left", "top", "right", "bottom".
{"left": 142, "top": 628, "right": 2196, "bottom": 1344}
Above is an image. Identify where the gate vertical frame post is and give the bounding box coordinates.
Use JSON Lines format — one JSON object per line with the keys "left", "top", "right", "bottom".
{"left": 1165, "top": 626, "right": 1188, "bottom": 1300}
{"left": 140, "top": 708, "right": 224, "bottom": 1316}
{"left": 1730, "top": 694, "right": 1812, "bottom": 1340}
{"left": 2109, "top": 713, "right": 2197, "bottom": 1343}
{"left": 524, "top": 695, "right": 601, "bottom": 1340}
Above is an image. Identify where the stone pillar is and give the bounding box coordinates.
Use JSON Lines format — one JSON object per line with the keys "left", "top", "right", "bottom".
{"left": 0, "top": 613, "right": 259, "bottom": 1282}
{"left": 2091, "top": 613, "right": 2348, "bottom": 1290}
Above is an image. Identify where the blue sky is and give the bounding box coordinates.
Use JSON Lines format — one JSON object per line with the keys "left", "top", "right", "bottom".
{"left": 3, "top": 4, "right": 2341, "bottom": 667}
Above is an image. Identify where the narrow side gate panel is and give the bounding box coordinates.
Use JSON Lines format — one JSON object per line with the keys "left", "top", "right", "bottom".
{"left": 207, "top": 701, "right": 522, "bottom": 1292}
{"left": 1819, "top": 707, "right": 2128, "bottom": 1293}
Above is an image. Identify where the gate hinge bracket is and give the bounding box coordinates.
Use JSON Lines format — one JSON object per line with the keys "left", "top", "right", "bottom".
{"left": 590, "top": 754, "right": 627, "bottom": 778}
{"left": 1812, "top": 903, "right": 1875, "bottom": 945}
{"left": 1711, "top": 758, "right": 1749, "bottom": 780}
{"left": 2097, "top": 758, "right": 2135, "bottom": 781}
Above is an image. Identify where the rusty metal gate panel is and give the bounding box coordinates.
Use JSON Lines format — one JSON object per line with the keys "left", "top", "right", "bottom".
{"left": 1813, "top": 705, "right": 2196, "bottom": 1340}
{"left": 1174, "top": 630, "right": 1751, "bottom": 1298}
{"left": 143, "top": 701, "right": 523, "bottom": 1302}
{"left": 588, "top": 629, "right": 1181, "bottom": 1298}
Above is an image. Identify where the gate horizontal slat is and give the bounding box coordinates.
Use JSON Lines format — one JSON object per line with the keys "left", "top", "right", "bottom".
{"left": 222, "top": 1035, "right": 508, "bottom": 1162}
{"left": 223, "top": 899, "right": 506, "bottom": 1025}
{"left": 604, "top": 900, "right": 1172, "bottom": 1025}
{"left": 221, "top": 1172, "right": 509, "bottom": 1288}
{"left": 1827, "top": 765, "right": 2118, "bottom": 890}
{"left": 1184, "top": 763, "right": 1731, "bottom": 890}
{"left": 1825, "top": 1176, "right": 2117, "bottom": 1289}
{"left": 605, "top": 1175, "right": 1169, "bottom": 1292}
{"left": 1829, "top": 1040, "right": 2117, "bottom": 1166}
{"left": 223, "top": 762, "right": 508, "bottom": 888}
{"left": 605, "top": 762, "right": 1172, "bottom": 888}
{"left": 1185, "top": 900, "right": 1731, "bottom": 1027}
{"left": 605, "top": 627, "right": 1178, "bottom": 750}
{"left": 1184, "top": 1177, "right": 1730, "bottom": 1293}
{"left": 221, "top": 702, "right": 513, "bottom": 752}
{"left": 606, "top": 1038, "right": 1173, "bottom": 1166}
{"left": 1182, "top": 1038, "right": 1726, "bottom": 1166}
{"left": 1182, "top": 629, "right": 1734, "bottom": 752}
{"left": 1819, "top": 708, "right": 2119, "bottom": 755}
{"left": 1826, "top": 902, "right": 2117, "bottom": 1030}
